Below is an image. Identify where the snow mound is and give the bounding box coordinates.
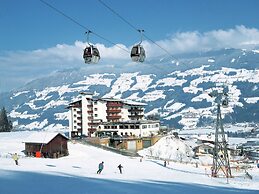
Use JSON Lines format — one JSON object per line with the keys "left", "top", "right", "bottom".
{"left": 138, "top": 135, "right": 195, "bottom": 162}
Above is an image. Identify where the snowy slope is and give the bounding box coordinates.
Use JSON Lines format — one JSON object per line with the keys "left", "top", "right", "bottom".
{"left": 0, "top": 131, "right": 259, "bottom": 194}
{"left": 1, "top": 48, "right": 259, "bottom": 131}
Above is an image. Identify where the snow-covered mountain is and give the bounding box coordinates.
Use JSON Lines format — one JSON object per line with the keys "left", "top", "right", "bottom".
{"left": 1, "top": 48, "right": 258, "bottom": 131}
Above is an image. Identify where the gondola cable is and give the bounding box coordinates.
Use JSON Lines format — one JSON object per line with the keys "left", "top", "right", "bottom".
{"left": 97, "top": 0, "right": 182, "bottom": 65}
{"left": 39, "top": 0, "right": 180, "bottom": 75}
{"left": 39, "top": 0, "right": 130, "bottom": 55}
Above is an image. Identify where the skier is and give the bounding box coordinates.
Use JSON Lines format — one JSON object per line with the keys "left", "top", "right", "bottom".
{"left": 12, "top": 153, "right": 19, "bottom": 165}
{"left": 164, "top": 160, "right": 166, "bottom": 167}
{"left": 117, "top": 164, "right": 123, "bottom": 174}
{"left": 97, "top": 161, "right": 104, "bottom": 174}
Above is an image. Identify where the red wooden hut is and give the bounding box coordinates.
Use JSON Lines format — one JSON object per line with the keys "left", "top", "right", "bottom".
{"left": 24, "top": 132, "right": 69, "bottom": 158}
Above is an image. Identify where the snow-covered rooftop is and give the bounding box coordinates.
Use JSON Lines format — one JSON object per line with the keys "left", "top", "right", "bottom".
{"left": 23, "top": 132, "right": 68, "bottom": 144}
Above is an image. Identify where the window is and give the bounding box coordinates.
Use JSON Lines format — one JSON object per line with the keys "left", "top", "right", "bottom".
{"left": 94, "top": 101, "right": 97, "bottom": 105}
{"left": 94, "top": 108, "right": 98, "bottom": 111}
{"left": 142, "top": 125, "right": 147, "bottom": 129}
{"left": 94, "top": 114, "right": 98, "bottom": 117}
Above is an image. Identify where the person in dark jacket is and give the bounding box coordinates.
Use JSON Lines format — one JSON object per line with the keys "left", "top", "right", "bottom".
{"left": 97, "top": 161, "right": 104, "bottom": 174}
{"left": 117, "top": 164, "right": 123, "bottom": 174}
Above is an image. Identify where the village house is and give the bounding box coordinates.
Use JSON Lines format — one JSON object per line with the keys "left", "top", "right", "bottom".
{"left": 23, "top": 132, "right": 69, "bottom": 158}
{"left": 240, "top": 140, "right": 259, "bottom": 160}
{"left": 193, "top": 143, "right": 214, "bottom": 156}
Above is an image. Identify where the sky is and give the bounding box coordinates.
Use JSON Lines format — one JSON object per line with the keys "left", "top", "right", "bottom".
{"left": 0, "top": 131, "right": 258, "bottom": 194}
{"left": 1, "top": 0, "right": 259, "bottom": 92}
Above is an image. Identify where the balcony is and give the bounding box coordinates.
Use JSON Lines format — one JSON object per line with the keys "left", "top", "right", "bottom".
{"left": 88, "top": 122, "right": 100, "bottom": 126}
{"left": 129, "top": 108, "right": 143, "bottom": 112}
{"left": 106, "top": 109, "right": 121, "bottom": 113}
{"left": 106, "top": 102, "right": 123, "bottom": 107}
{"left": 128, "top": 114, "right": 144, "bottom": 118}
{"left": 106, "top": 115, "right": 121, "bottom": 119}
{"left": 88, "top": 127, "right": 97, "bottom": 133}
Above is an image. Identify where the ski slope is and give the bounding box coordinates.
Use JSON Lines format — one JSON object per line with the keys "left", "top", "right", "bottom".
{"left": 0, "top": 131, "right": 258, "bottom": 194}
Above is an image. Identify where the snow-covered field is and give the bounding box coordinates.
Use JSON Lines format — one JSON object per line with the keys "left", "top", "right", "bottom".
{"left": 0, "top": 131, "right": 258, "bottom": 194}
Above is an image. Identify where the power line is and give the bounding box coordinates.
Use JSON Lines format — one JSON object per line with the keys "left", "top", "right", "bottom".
{"left": 39, "top": 0, "right": 129, "bottom": 54}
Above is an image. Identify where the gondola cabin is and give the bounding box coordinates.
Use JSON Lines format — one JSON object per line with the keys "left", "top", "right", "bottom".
{"left": 83, "top": 45, "right": 100, "bottom": 64}
{"left": 130, "top": 44, "right": 146, "bottom": 62}
{"left": 24, "top": 132, "right": 69, "bottom": 158}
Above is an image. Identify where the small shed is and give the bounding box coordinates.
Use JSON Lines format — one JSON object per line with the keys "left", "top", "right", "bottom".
{"left": 193, "top": 143, "right": 214, "bottom": 156}
{"left": 24, "top": 132, "right": 69, "bottom": 158}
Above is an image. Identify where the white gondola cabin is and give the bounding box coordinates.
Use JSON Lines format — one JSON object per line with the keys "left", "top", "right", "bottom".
{"left": 131, "top": 29, "right": 146, "bottom": 63}
{"left": 130, "top": 44, "right": 146, "bottom": 63}
{"left": 83, "top": 45, "right": 100, "bottom": 64}
{"left": 83, "top": 30, "right": 100, "bottom": 64}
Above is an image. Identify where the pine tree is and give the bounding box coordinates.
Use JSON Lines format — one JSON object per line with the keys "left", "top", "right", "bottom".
{"left": 0, "top": 107, "right": 13, "bottom": 132}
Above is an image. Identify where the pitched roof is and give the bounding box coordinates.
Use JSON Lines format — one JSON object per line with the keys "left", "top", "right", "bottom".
{"left": 23, "top": 132, "right": 68, "bottom": 144}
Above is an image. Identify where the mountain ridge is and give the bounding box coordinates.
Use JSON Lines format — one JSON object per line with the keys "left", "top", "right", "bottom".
{"left": 1, "top": 48, "right": 258, "bottom": 131}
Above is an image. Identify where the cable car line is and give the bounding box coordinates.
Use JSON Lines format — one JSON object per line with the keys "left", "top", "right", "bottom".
{"left": 97, "top": 0, "right": 146, "bottom": 62}
{"left": 40, "top": 0, "right": 172, "bottom": 65}
{"left": 97, "top": 0, "right": 139, "bottom": 32}
{"left": 40, "top": 0, "right": 89, "bottom": 31}
{"left": 97, "top": 0, "right": 181, "bottom": 64}
{"left": 39, "top": 0, "right": 129, "bottom": 55}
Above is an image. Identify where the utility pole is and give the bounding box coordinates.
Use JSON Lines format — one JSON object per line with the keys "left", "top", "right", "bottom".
{"left": 209, "top": 87, "right": 232, "bottom": 178}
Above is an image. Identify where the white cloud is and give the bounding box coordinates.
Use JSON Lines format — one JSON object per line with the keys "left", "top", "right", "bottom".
{"left": 1, "top": 26, "right": 259, "bottom": 92}
{"left": 145, "top": 25, "right": 259, "bottom": 57}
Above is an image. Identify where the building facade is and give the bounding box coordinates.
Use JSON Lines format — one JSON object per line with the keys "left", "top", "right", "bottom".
{"left": 68, "top": 93, "right": 160, "bottom": 137}
{"left": 96, "top": 120, "right": 160, "bottom": 137}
